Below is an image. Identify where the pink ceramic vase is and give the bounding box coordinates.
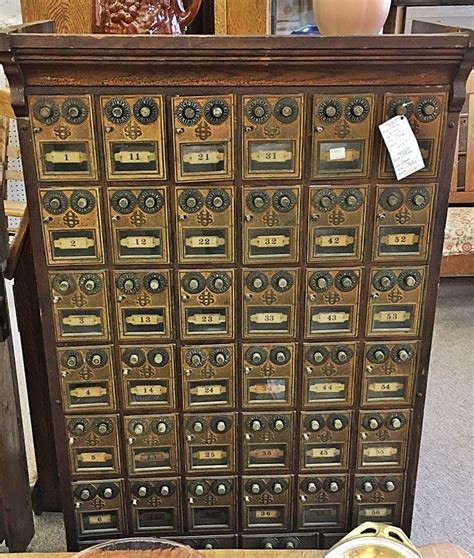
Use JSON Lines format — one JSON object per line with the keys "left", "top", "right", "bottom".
{"left": 313, "top": 0, "right": 392, "bottom": 35}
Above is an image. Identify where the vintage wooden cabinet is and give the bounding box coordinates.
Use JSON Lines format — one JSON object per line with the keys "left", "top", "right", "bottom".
{"left": 1, "top": 25, "right": 472, "bottom": 550}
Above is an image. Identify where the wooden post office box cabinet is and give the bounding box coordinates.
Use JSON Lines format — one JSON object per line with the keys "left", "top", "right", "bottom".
{"left": 119, "top": 345, "right": 176, "bottom": 412}
{"left": 176, "top": 186, "right": 234, "bottom": 264}
{"left": 129, "top": 478, "right": 181, "bottom": 535}
{"left": 242, "top": 95, "right": 304, "bottom": 180}
{"left": 297, "top": 474, "right": 348, "bottom": 531}
{"left": 302, "top": 343, "right": 357, "bottom": 408}
{"left": 124, "top": 415, "right": 178, "bottom": 477}
{"left": 39, "top": 187, "right": 104, "bottom": 265}
{"left": 172, "top": 95, "right": 234, "bottom": 182}
{"left": 185, "top": 477, "right": 237, "bottom": 533}
{"left": 66, "top": 415, "right": 121, "bottom": 478}
{"left": 57, "top": 346, "right": 116, "bottom": 413}
{"left": 242, "top": 343, "right": 296, "bottom": 409}
{"left": 308, "top": 185, "right": 368, "bottom": 263}
{"left": 107, "top": 187, "right": 169, "bottom": 264}
{"left": 181, "top": 344, "right": 235, "bottom": 411}
{"left": 352, "top": 474, "right": 405, "bottom": 526}
{"left": 184, "top": 413, "right": 236, "bottom": 474}
{"left": 242, "top": 475, "right": 293, "bottom": 532}
{"left": 243, "top": 186, "right": 301, "bottom": 264}
{"left": 72, "top": 480, "right": 126, "bottom": 539}
{"left": 172, "top": 535, "right": 238, "bottom": 550}
{"left": 357, "top": 410, "right": 411, "bottom": 471}
{"left": 241, "top": 533, "right": 319, "bottom": 549}
{"left": 242, "top": 412, "right": 295, "bottom": 472}
{"left": 300, "top": 412, "right": 352, "bottom": 472}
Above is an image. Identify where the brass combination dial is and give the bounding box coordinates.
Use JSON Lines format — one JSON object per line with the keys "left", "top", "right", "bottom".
{"left": 380, "top": 188, "right": 404, "bottom": 211}
{"left": 62, "top": 98, "right": 88, "bottom": 125}
{"left": 33, "top": 98, "right": 60, "bottom": 125}
{"left": 313, "top": 189, "right": 337, "bottom": 212}
{"left": 372, "top": 270, "right": 397, "bottom": 291}
{"left": 274, "top": 97, "right": 299, "bottom": 124}
{"left": 117, "top": 273, "right": 140, "bottom": 295}
{"left": 415, "top": 97, "right": 441, "bottom": 122}
{"left": 111, "top": 190, "right": 137, "bottom": 214}
{"left": 104, "top": 97, "right": 131, "bottom": 124}
{"left": 86, "top": 349, "right": 108, "bottom": 368}
{"left": 392, "top": 344, "right": 414, "bottom": 363}
{"left": 43, "top": 191, "right": 68, "bottom": 215}
{"left": 133, "top": 97, "right": 159, "bottom": 125}
{"left": 273, "top": 189, "right": 297, "bottom": 212}
{"left": 247, "top": 190, "right": 271, "bottom": 212}
{"left": 246, "top": 97, "right": 271, "bottom": 124}
{"left": 70, "top": 190, "right": 95, "bottom": 214}
{"left": 398, "top": 269, "right": 421, "bottom": 291}
{"left": 176, "top": 99, "right": 201, "bottom": 126}
{"left": 204, "top": 98, "right": 230, "bottom": 125}
{"left": 367, "top": 344, "right": 390, "bottom": 363}
{"left": 79, "top": 273, "right": 102, "bottom": 295}
{"left": 388, "top": 97, "right": 414, "bottom": 119}
{"left": 309, "top": 271, "right": 333, "bottom": 293}
{"left": 179, "top": 190, "right": 204, "bottom": 213}
{"left": 138, "top": 190, "right": 163, "bottom": 213}
{"left": 407, "top": 187, "right": 430, "bottom": 210}
{"left": 317, "top": 98, "right": 342, "bottom": 123}
{"left": 345, "top": 97, "right": 370, "bottom": 123}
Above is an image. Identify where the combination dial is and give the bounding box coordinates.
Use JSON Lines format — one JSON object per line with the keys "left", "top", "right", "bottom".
{"left": 209, "top": 347, "right": 230, "bottom": 367}
{"left": 133, "top": 97, "right": 159, "bottom": 124}
{"left": 415, "top": 97, "right": 441, "bottom": 122}
{"left": 138, "top": 190, "right": 164, "bottom": 213}
{"left": 86, "top": 349, "right": 108, "bottom": 368}
{"left": 176, "top": 99, "right": 201, "bottom": 126}
{"left": 309, "top": 271, "right": 333, "bottom": 293}
{"left": 70, "top": 190, "right": 95, "bottom": 214}
{"left": 392, "top": 344, "right": 414, "bottom": 363}
{"left": 185, "top": 349, "right": 206, "bottom": 368}
{"left": 274, "top": 97, "right": 299, "bottom": 124}
{"left": 335, "top": 270, "right": 358, "bottom": 291}
{"left": 339, "top": 189, "right": 363, "bottom": 211}
{"left": 388, "top": 97, "right": 414, "bottom": 119}
{"left": 273, "top": 189, "right": 296, "bottom": 212}
{"left": 246, "top": 272, "right": 269, "bottom": 293}
{"left": 79, "top": 273, "right": 102, "bottom": 295}
{"left": 62, "top": 98, "right": 88, "bottom": 125}
{"left": 43, "top": 191, "right": 68, "bottom": 215}
{"left": 117, "top": 273, "right": 141, "bottom": 295}
{"left": 143, "top": 272, "right": 167, "bottom": 293}
{"left": 245, "top": 347, "right": 268, "bottom": 366}
{"left": 93, "top": 418, "right": 113, "bottom": 435}
{"left": 111, "top": 190, "right": 137, "bottom": 214}
{"left": 182, "top": 272, "right": 206, "bottom": 294}
{"left": 148, "top": 348, "right": 169, "bottom": 367}
{"left": 206, "top": 188, "right": 230, "bottom": 212}
{"left": 372, "top": 270, "right": 397, "bottom": 292}
{"left": 367, "top": 345, "right": 390, "bottom": 364}
{"left": 271, "top": 271, "right": 293, "bottom": 292}
{"left": 307, "top": 346, "right": 329, "bottom": 365}
{"left": 33, "top": 98, "right": 60, "bottom": 125}
{"left": 104, "top": 97, "right": 131, "bottom": 124}
{"left": 407, "top": 187, "right": 430, "bottom": 211}
{"left": 246, "top": 97, "right": 271, "bottom": 125}
{"left": 331, "top": 345, "right": 353, "bottom": 365}
{"left": 123, "top": 348, "right": 146, "bottom": 368}
{"left": 270, "top": 346, "right": 291, "bottom": 365}
{"left": 380, "top": 188, "right": 404, "bottom": 212}
{"left": 398, "top": 269, "right": 421, "bottom": 291}
{"left": 204, "top": 98, "right": 229, "bottom": 125}
{"left": 246, "top": 190, "right": 270, "bottom": 212}
{"left": 317, "top": 98, "right": 342, "bottom": 123}
{"left": 208, "top": 272, "right": 231, "bottom": 293}
{"left": 345, "top": 97, "right": 370, "bottom": 122}
{"left": 313, "top": 189, "right": 337, "bottom": 212}
{"left": 52, "top": 274, "right": 76, "bottom": 295}
{"left": 61, "top": 350, "right": 83, "bottom": 369}
{"left": 179, "top": 190, "right": 204, "bottom": 213}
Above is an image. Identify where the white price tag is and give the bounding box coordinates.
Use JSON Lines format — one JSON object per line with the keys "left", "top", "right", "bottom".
{"left": 378, "top": 115, "right": 425, "bottom": 180}
{"left": 329, "top": 146, "right": 346, "bottom": 161}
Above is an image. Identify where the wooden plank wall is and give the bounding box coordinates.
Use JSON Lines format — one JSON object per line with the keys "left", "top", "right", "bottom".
{"left": 21, "top": 0, "right": 93, "bottom": 34}
{"left": 214, "top": 0, "right": 270, "bottom": 35}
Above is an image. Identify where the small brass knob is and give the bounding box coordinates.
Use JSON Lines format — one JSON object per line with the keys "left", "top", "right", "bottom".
{"left": 286, "top": 542, "right": 296, "bottom": 549}
{"left": 138, "top": 486, "right": 148, "bottom": 497}
{"left": 133, "top": 423, "right": 144, "bottom": 435}
{"left": 204, "top": 544, "right": 214, "bottom": 550}
{"left": 363, "top": 481, "right": 374, "bottom": 493}
{"left": 160, "top": 485, "right": 170, "bottom": 497}
{"left": 156, "top": 421, "right": 168, "bottom": 434}
{"left": 194, "top": 484, "right": 205, "bottom": 496}
{"left": 273, "top": 482, "right": 283, "bottom": 494}
{"left": 333, "top": 418, "right": 344, "bottom": 431}
{"left": 191, "top": 354, "right": 203, "bottom": 366}
{"left": 216, "top": 483, "right": 227, "bottom": 495}
{"left": 380, "top": 276, "right": 392, "bottom": 289}
{"left": 91, "top": 354, "right": 102, "bottom": 366}
{"left": 193, "top": 421, "right": 204, "bottom": 433}
{"left": 313, "top": 351, "right": 325, "bottom": 364}
{"left": 153, "top": 353, "right": 164, "bottom": 365}
{"left": 253, "top": 195, "right": 265, "bottom": 209}
{"left": 59, "top": 280, "right": 70, "bottom": 292}
{"left": 264, "top": 543, "right": 274, "bottom": 550}
{"left": 329, "top": 482, "right": 339, "bottom": 493}
{"left": 337, "top": 350, "right": 348, "bottom": 363}
{"left": 253, "top": 277, "right": 264, "bottom": 289}
{"left": 374, "top": 350, "right": 385, "bottom": 362}
{"left": 275, "top": 351, "right": 286, "bottom": 364}
{"left": 317, "top": 277, "right": 328, "bottom": 289}
{"left": 97, "top": 423, "right": 108, "bottom": 435}
{"left": 341, "top": 276, "right": 353, "bottom": 289}
{"left": 310, "top": 419, "right": 321, "bottom": 431}
{"left": 307, "top": 482, "right": 318, "bottom": 494}
{"left": 251, "top": 483, "right": 261, "bottom": 494}
{"left": 80, "top": 489, "right": 90, "bottom": 500}
{"left": 387, "top": 194, "right": 400, "bottom": 207}
{"left": 391, "top": 417, "right": 402, "bottom": 429}
{"left": 274, "top": 419, "right": 285, "bottom": 431}
{"left": 346, "top": 194, "right": 358, "bottom": 207}
{"left": 414, "top": 194, "right": 426, "bottom": 207}
{"left": 320, "top": 195, "right": 332, "bottom": 208}
{"left": 277, "top": 276, "right": 289, "bottom": 289}
{"left": 129, "top": 353, "right": 140, "bottom": 365}
{"left": 251, "top": 419, "right": 263, "bottom": 432}
{"left": 103, "top": 488, "right": 113, "bottom": 499}
{"left": 405, "top": 275, "right": 417, "bottom": 288}
{"left": 385, "top": 481, "right": 396, "bottom": 492}
{"left": 398, "top": 349, "right": 409, "bottom": 362}
{"left": 215, "top": 420, "right": 227, "bottom": 433}
{"left": 213, "top": 277, "right": 225, "bottom": 290}
{"left": 368, "top": 418, "right": 380, "bottom": 430}
{"left": 67, "top": 355, "right": 78, "bottom": 367}
{"left": 325, "top": 105, "right": 337, "bottom": 118}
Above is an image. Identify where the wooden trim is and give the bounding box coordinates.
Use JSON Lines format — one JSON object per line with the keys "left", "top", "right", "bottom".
{"left": 214, "top": 0, "right": 270, "bottom": 35}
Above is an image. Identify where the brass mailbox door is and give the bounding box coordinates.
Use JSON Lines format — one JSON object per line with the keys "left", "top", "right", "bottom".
{"left": 129, "top": 478, "right": 181, "bottom": 534}
{"left": 57, "top": 346, "right": 116, "bottom": 413}
{"left": 305, "top": 268, "right": 362, "bottom": 338}
{"left": 179, "top": 270, "right": 234, "bottom": 340}
{"left": 357, "top": 410, "right": 411, "bottom": 470}
{"left": 72, "top": 480, "right": 126, "bottom": 538}
{"left": 114, "top": 270, "right": 172, "bottom": 341}
{"left": 242, "top": 475, "right": 293, "bottom": 532}
{"left": 242, "top": 412, "right": 295, "bottom": 472}
{"left": 108, "top": 187, "right": 170, "bottom": 264}
{"left": 361, "top": 341, "right": 418, "bottom": 407}
{"left": 373, "top": 184, "right": 436, "bottom": 261}
{"left": 242, "top": 344, "right": 296, "bottom": 409}
{"left": 172, "top": 95, "right": 234, "bottom": 182}
{"left": 39, "top": 187, "right": 104, "bottom": 265}
{"left": 366, "top": 267, "right": 426, "bottom": 337}
{"left": 300, "top": 411, "right": 352, "bottom": 472}
{"left": 297, "top": 474, "right": 348, "bottom": 531}
{"left": 242, "top": 94, "right": 304, "bottom": 180}
{"left": 181, "top": 345, "right": 235, "bottom": 411}
{"left": 184, "top": 413, "right": 236, "bottom": 474}
{"left": 176, "top": 186, "right": 234, "bottom": 264}
{"left": 312, "top": 94, "right": 375, "bottom": 179}
{"left": 308, "top": 185, "right": 368, "bottom": 263}
{"left": 100, "top": 95, "right": 166, "bottom": 180}
{"left": 352, "top": 474, "right": 405, "bottom": 526}
{"left": 124, "top": 415, "right": 178, "bottom": 477}
{"left": 243, "top": 186, "right": 301, "bottom": 264}
{"left": 303, "top": 343, "right": 357, "bottom": 408}
{"left": 66, "top": 415, "right": 121, "bottom": 477}
{"left": 29, "top": 95, "right": 98, "bottom": 181}
{"left": 243, "top": 269, "right": 299, "bottom": 339}
{"left": 120, "top": 345, "right": 175, "bottom": 412}
{"left": 379, "top": 93, "right": 446, "bottom": 179}
{"left": 49, "top": 270, "right": 110, "bottom": 342}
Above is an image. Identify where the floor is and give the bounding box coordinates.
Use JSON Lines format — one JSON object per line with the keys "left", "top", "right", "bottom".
{"left": 1, "top": 281, "right": 473, "bottom": 553}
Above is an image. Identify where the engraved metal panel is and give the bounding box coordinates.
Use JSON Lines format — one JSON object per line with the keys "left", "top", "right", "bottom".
{"left": 66, "top": 415, "right": 121, "bottom": 477}
{"left": 305, "top": 268, "right": 362, "bottom": 338}
{"left": 242, "top": 344, "right": 296, "bottom": 409}
{"left": 176, "top": 186, "right": 234, "bottom": 264}
{"left": 57, "top": 346, "right": 116, "bottom": 413}
{"left": 243, "top": 186, "right": 301, "bottom": 264}
{"left": 72, "top": 480, "right": 126, "bottom": 538}
{"left": 114, "top": 270, "right": 172, "bottom": 341}
{"left": 49, "top": 270, "right": 110, "bottom": 342}
{"left": 297, "top": 474, "right": 348, "bottom": 531}
{"left": 308, "top": 185, "right": 368, "bottom": 262}
{"left": 120, "top": 345, "right": 175, "bottom": 412}
{"left": 124, "top": 414, "right": 178, "bottom": 477}
{"left": 312, "top": 95, "right": 375, "bottom": 179}
{"left": 184, "top": 413, "right": 236, "bottom": 474}
{"left": 366, "top": 267, "right": 426, "bottom": 337}
{"left": 379, "top": 93, "right": 447, "bottom": 179}
{"left": 181, "top": 345, "right": 235, "bottom": 411}
{"left": 100, "top": 95, "right": 166, "bottom": 180}
{"left": 108, "top": 187, "right": 169, "bottom": 264}
{"left": 243, "top": 269, "right": 299, "bottom": 339}
{"left": 357, "top": 410, "right": 411, "bottom": 470}
{"left": 185, "top": 477, "right": 237, "bottom": 533}
{"left": 40, "top": 187, "right": 104, "bottom": 265}
{"left": 373, "top": 184, "right": 436, "bottom": 261}
{"left": 179, "top": 270, "right": 234, "bottom": 340}
{"left": 362, "top": 341, "right": 418, "bottom": 407}
{"left": 172, "top": 95, "right": 234, "bottom": 182}
{"left": 129, "top": 478, "right": 181, "bottom": 534}
{"left": 243, "top": 95, "right": 304, "bottom": 179}
{"left": 242, "top": 475, "right": 293, "bottom": 532}
{"left": 30, "top": 95, "right": 98, "bottom": 181}
{"left": 302, "top": 343, "right": 357, "bottom": 408}
{"left": 300, "top": 411, "right": 352, "bottom": 472}
{"left": 242, "top": 412, "right": 295, "bottom": 472}
{"left": 352, "top": 474, "right": 405, "bottom": 526}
